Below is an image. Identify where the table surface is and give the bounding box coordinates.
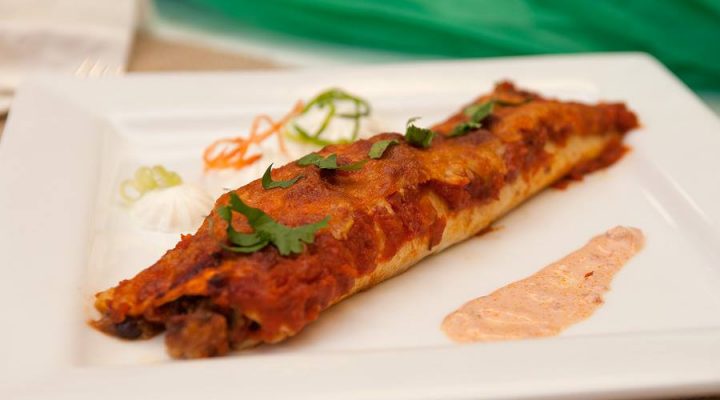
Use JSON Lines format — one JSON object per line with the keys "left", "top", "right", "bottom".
{"left": 0, "top": 31, "right": 716, "bottom": 400}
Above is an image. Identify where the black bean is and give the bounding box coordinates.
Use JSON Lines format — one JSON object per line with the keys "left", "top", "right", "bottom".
{"left": 114, "top": 318, "right": 143, "bottom": 339}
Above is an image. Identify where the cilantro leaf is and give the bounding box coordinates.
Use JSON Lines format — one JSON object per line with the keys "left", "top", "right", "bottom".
{"left": 217, "top": 205, "right": 269, "bottom": 252}
{"left": 227, "top": 229, "right": 266, "bottom": 247}
{"left": 448, "top": 121, "right": 482, "bottom": 138}
{"left": 464, "top": 101, "right": 495, "bottom": 121}
{"left": 297, "top": 153, "right": 338, "bottom": 168}
{"left": 264, "top": 216, "right": 331, "bottom": 255}
{"left": 297, "top": 153, "right": 367, "bottom": 171}
{"left": 229, "top": 194, "right": 268, "bottom": 226}
{"left": 261, "top": 164, "right": 303, "bottom": 190}
{"left": 447, "top": 101, "right": 497, "bottom": 139}
{"left": 449, "top": 98, "right": 532, "bottom": 139}
{"left": 368, "top": 139, "right": 398, "bottom": 159}
{"left": 336, "top": 159, "right": 368, "bottom": 171}
{"left": 217, "top": 205, "right": 232, "bottom": 221}
{"left": 404, "top": 117, "right": 435, "bottom": 148}
{"left": 222, "top": 239, "right": 270, "bottom": 253}
{"left": 219, "top": 192, "right": 330, "bottom": 256}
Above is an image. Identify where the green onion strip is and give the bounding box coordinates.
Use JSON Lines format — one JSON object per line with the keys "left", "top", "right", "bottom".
{"left": 120, "top": 165, "right": 183, "bottom": 203}
{"left": 286, "top": 88, "right": 371, "bottom": 146}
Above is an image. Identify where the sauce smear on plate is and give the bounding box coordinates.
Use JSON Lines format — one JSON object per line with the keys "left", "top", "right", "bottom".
{"left": 442, "top": 226, "right": 644, "bottom": 342}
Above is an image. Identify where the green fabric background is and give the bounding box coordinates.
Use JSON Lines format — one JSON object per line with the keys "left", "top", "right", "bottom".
{"left": 156, "top": 0, "right": 720, "bottom": 93}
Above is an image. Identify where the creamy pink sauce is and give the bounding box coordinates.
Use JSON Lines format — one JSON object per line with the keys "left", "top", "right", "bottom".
{"left": 442, "top": 226, "right": 644, "bottom": 342}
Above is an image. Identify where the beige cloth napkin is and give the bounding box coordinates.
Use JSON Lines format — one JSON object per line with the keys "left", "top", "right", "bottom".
{"left": 0, "top": 0, "right": 138, "bottom": 115}
{"left": 0, "top": 29, "right": 277, "bottom": 136}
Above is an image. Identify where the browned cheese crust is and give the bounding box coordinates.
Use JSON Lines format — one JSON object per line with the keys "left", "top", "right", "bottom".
{"left": 92, "top": 82, "right": 639, "bottom": 358}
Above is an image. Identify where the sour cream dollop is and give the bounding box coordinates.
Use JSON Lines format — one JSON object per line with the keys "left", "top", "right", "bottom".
{"left": 131, "top": 183, "right": 214, "bottom": 233}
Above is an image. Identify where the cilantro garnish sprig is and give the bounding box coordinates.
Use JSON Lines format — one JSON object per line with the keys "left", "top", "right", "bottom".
{"left": 368, "top": 139, "right": 398, "bottom": 159}
{"left": 448, "top": 100, "right": 495, "bottom": 138}
{"left": 262, "top": 164, "right": 303, "bottom": 190}
{"left": 297, "top": 153, "right": 367, "bottom": 171}
{"left": 405, "top": 117, "right": 436, "bottom": 148}
{"left": 449, "top": 98, "right": 531, "bottom": 138}
{"left": 218, "top": 192, "right": 329, "bottom": 256}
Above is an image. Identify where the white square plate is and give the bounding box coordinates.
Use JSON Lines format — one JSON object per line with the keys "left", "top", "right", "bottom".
{"left": 1, "top": 54, "right": 719, "bottom": 399}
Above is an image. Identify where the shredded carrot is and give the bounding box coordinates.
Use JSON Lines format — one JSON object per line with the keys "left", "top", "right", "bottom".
{"left": 203, "top": 101, "right": 304, "bottom": 171}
